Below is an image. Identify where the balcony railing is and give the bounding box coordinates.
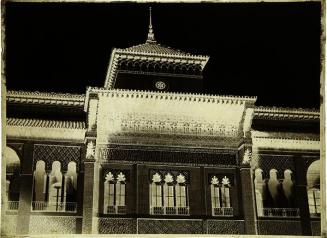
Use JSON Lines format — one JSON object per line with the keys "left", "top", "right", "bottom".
{"left": 212, "top": 207, "right": 233, "bottom": 216}
{"left": 32, "top": 201, "right": 77, "bottom": 213}
{"left": 105, "top": 205, "right": 126, "bottom": 214}
{"left": 6, "top": 201, "right": 19, "bottom": 210}
{"left": 260, "top": 208, "right": 300, "bottom": 218}
{"left": 150, "top": 206, "right": 190, "bottom": 215}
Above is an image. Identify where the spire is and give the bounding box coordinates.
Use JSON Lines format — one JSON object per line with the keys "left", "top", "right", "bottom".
{"left": 146, "top": 7, "right": 156, "bottom": 44}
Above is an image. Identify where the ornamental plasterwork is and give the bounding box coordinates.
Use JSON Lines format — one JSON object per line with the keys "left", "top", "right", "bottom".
{"left": 117, "top": 172, "right": 126, "bottom": 182}
{"left": 176, "top": 174, "right": 186, "bottom": 184}
{"left": 7, "top": 118, "right": 86, "bottom": 129}
{"left": 86, "top": 141, "right": 95, "bottom": 159}
{"left": 242, "top": 148, "right": 252, "bottom": 165}
{"left": 152, "top": 173, "right": 161, "bottom": 183}
{"left": 164, "top": 173, "right": 174, "bottom": 183}
{"left": 105, "top": 172, "right": 114, "bottom": 182}
{"left": 211, "top": 176, "right": 219, "bottom": 185}
{"left": 222, "top": 176, "right": 230, "bottom": 186}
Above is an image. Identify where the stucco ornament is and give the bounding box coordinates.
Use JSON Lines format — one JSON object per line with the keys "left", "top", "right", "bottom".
{"left": 176, "top": 174, "right": 186, "bottom": 184}
{"left": 152, "top": 173, "right": 161, "bottom": 183}
{"left": 222, "top": 176, "right": 230, "bottom": 186}
{"left": 211, "top": 176, "right": 219, "bottom": 185}
{"left": 105, "top": 172, "right": 114, "bottom": 182}
{"left": 86, "top": 141, "right": 95, "bottom": 159}
{"left": 117, "top": 172, "right": 126, "bottom": 182}
{"left": 242, "top": 148, "right": 252, "bottom": 165}
{"left": 164, "top": 173, "right": 174, "bottom": 183}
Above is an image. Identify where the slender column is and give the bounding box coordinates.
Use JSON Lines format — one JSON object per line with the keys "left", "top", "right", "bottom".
{"left": 294, "top": 156, "right": 312, "bottom": 235}
{"left": 16, "top": 142, "right": 34, "bottom": 235}
{"left": 240, "top": 147, "right": 257, "bottom": 234}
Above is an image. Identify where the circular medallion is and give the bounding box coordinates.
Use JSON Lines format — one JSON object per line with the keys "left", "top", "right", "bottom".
{"left": 155, "top": 81, "right": 166, "bottom": 90}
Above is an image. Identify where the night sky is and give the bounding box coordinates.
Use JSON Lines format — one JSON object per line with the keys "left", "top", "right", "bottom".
{"left": 5, "top": 2, "right": 321, "bottom": 108}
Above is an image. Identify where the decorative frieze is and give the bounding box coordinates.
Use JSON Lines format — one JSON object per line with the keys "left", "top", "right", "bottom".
{"left": 99, "top": 147, "right": 237, "bottom": 166}
{"left": 7, "top": 118, "right": 85, "bottom": 129}
{"left": 253, "top": 137, "right": 320, "bottom": 151}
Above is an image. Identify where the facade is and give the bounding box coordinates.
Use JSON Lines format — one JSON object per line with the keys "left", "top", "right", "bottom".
{"left": 2, "top": 9, "right": 321, "bottom": 236}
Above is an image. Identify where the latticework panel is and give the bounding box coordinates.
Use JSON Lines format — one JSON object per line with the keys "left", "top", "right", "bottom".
{"left": 29, "top": 215, "right": 77, "bottom": 234}
{"left": 33, "top": 144, "right": 81, "bottom": 171}
{"left": 137, "top": 219, "right": 203, "bottom": 234}
{"left": 97, "top": 218, "right": 136, "bottom": 234}
{"left": 207, "top": 219, "right": 245, "bottom": 234}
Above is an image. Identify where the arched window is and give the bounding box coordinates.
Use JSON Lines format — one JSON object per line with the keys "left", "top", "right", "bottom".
{"left": 307, "top": 160, "right": 320, "bottom": 216}
{"left": 210, "top": 175, "right": 232, "bottom": 216}
{"left": 150, "top": 173, "right": 163, "bottom": 215}
{"left": 33, "top": 160, "right": 47, "bottom": 208}
{"left": 64, "top": 162, "right": 78, "bottom": 212}
{"left": 48, "top": 161, "right": 63, "bottom": 211}
{"left": 5, "top": 147, "right": 21, "bottom": 210}
{"left": 103, "top": 172, "right": 126, "bottom": 214}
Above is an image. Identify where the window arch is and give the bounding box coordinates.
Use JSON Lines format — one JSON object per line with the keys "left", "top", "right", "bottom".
{"left": 307, "top": 160, "right": 320, "bottom": 216}
{"left": 5, "top": 146, "right": 21, "bottom": 210}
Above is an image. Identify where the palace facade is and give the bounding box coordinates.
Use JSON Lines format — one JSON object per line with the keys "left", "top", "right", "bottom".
{"left": 2, "top": 9, "right": 321, "bottom": 236}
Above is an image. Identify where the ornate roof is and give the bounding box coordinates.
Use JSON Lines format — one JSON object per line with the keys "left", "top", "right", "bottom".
{"left": 122, "top": 43, "right": 193, "bottom": 57}
{"left": 104, "top": 8, "right": 209, "bottom": 89}
{"left": 7, "top": 118, "right": 86, "bottom": 129}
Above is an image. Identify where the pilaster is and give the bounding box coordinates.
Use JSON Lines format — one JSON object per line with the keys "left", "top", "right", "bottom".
{"left": 239, "top": 144, "right": 257, "bottom": 235}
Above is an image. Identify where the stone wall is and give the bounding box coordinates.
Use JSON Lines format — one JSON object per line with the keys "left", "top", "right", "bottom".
{"left": 1, "top": 214, "right": 18, "bottom": 236}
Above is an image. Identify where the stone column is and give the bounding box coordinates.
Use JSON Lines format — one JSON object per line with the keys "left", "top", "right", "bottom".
{"left": 240, "top": 147, "right": 257, "bottom": 235}
{"left": 294, "top": 156, "right": 312, "bottom": 235}
{"left": 16, "top": 142, "right": 34, "bottom": 235}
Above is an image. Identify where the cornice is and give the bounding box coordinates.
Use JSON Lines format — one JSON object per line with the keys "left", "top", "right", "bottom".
{"left": 252, "top": 137, "right": 320, "bottom": 151}
{"left": 87, "top": 87, "right": 257, "bottom": 106}
{"left": 7, "top": 90, "right": 85, "bottom": 107}
{"left": 254, "top": 106, "right": 319, "bottom": 121}
{"left": 7, "top": 118, "right": 86, "bottom": 130}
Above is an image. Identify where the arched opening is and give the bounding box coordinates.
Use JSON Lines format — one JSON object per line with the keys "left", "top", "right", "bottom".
{"left": 5, "top": 146, "right": 21, "bottom": 210}
{"left": 307, "top": 160, "right": 320, "bottom": 216}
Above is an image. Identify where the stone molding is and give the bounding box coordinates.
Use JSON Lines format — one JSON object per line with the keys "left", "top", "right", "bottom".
{"left": 7, "top": 90, "right": 85, "bottom": 107}
{"left": 253, "top": 137, "right": 320, "bottom": 151}
{"left": 7, "top": 118, "right": 86, "bottom": 129}
{"left": 254, "top": 106, "right": 319, "bottom": 121}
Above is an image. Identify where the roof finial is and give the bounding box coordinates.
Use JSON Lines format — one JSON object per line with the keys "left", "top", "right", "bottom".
{"left": 146, "top": 7, "right": 156, "bottom": 44}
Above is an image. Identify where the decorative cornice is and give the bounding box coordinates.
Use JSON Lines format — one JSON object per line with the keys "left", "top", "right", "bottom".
{"left": 87, "top": 87, "right": 257, "bottom": 106}
{"left": 7, "top": 118, "right": 86, "bottom": 130}
{"left": 252, "top": 137, "right": 320, "bottom": 151}
{"left": 7, "top": 90, "right": 85, "bottom": 107}
{"left": 254, "top": 106, "right": 319, "bottom": 121}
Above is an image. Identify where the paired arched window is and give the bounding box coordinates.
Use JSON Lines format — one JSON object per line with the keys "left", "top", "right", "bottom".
{"left": 104, "top": 172, "right": 126, "bottom": 214}
{"left": 150, "top": 172, "right": 189, "bottom": 215}
{"left": 307, "top": 160, "right": 320, "bottom": 216}
{"left": 32, "top": 160, "right": 77, "bottom": 212}
{"left": 210, "top": 176, "right": 232, "bottom": 216}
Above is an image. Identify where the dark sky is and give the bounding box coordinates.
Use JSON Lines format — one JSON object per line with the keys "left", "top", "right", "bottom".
{"left": 5, "top": 2, "right": 321, "bottom": 108}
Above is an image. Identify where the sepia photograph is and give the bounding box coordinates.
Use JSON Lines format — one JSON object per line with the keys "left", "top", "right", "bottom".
{"left": 1, "top": 0, "right": 324, "bottom": 236}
